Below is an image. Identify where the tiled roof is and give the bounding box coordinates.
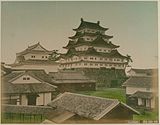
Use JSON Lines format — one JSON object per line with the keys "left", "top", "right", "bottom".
{"left": 2, "top": 70, "right": 57, "bottom": 94}
{"left": 62, "top": 47, "right": 127, "bottom": 59}
{"left": 1, "top": 64, "right": 12, "bottom": 75}
{"left": 128, "top": 68, "right": 158, "bottom": 76}
{"left": 73, "top": 18, "right": 108, "bottom": 31}
{"left": 10, "top": 59, "right": 59, "bottom": 66}
{"left": 16, "top": 42, "right": 53, "bottom": 56}
{"left": 130, "top": 91, "right": 153, "bottom": 99}
{"left": 64, "top": 37, "right": 118, "bottom": 49}
{"left": 69, "top": 32, "right": 113, "bottom": 39}
{"left": 122, "top": 76, "right": 152, "bottom": 88}
{"left": 2, "top": 104, "right": 54, "bottom": 115}
{"left": 48, "top": 92, "right": 139, "bottom": 120}
{"left": 49, "top": 70, "right": 95, "bottom": 84}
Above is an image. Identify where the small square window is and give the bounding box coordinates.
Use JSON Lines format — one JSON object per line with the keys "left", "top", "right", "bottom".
{"left": 84, "top": 63, "right": 87, "bottom": 66}
{"left": 42, "top": 56, "right": 44, "bottom": 58}
{"left": 90, "top": 63, "right": 93, "bottom": 66}
{"left": 46, "top": 56, "right": 48, "bottom": 58}
{"left": 27, "top": 77, "right": 30, "bottom": 80}
{"left": 90, "top": 57, "right": 93, "bottom": 60}
{"left": 23, "top": 77, "right": 26, "bottom": 80}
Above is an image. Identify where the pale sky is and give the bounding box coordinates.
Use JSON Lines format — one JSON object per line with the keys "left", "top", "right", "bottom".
{"left": 1, "top": 1, "right": 158, "bottom": 68}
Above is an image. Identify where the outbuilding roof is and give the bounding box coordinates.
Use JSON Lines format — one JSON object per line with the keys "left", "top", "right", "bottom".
{"left": 128, "top": 68, "right": 157, "bottom": 76}
{"left": 2, "top": 104, "right": 54, "bottom": 115}
{"left": 49, "top": 70, "right": 95, "bottom": 84}
{"left": 47, "top": 92, "right": 139, "bottom": 120}
{"left": 2, "top": 70, "right": 57, "bottom": 94}
{"left": 130, "top": 91, "right": 153, "bottom": 99}
{"left": 10, "top": 59, "right": 59, "bottom": 67}
{"left": 122, "top": 76, "right": 152, "bottom": 88}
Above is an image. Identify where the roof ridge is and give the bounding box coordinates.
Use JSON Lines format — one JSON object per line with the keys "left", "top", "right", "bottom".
{"left": 8, "top": 72, "right": 26, "bottom": 83}
{"left": 2, "top": 104, "right": 52, "bottom": 108}
{"left": 65, "top": 92, "right": 119, "bottom": 101}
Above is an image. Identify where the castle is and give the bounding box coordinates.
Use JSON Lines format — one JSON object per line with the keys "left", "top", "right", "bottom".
{"left": 59, "top": 18, "right": 130, "bottom": 70}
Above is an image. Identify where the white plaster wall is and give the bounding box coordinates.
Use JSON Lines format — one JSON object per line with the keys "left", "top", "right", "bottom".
{"left": 138, "top": 98, "right": 142, "bottom": 105}
{"left": 36, "top": 93, "right": 51, "bottom": 105}
{"left": 146, "top": 99, "right": 150, "bottom": 107}
{"left": 126, "top": 86, "right": 152, "bottom": 95}
{"left": 75, "top": 46, "right": 113, "bottom": 53}
{"left": 75, "top": 45, "right": 89, "bottom": 51}
{"left": 44, "top": 93, "right": 52, "bottom": 105}
{"left": 36, "top": 93, "right": 44, "bottom": 105}
{"left": 12, "top": 75, "right": 41, "bottom": 84}
{"left": 12, "top": 64, "right": 59, "bottom": 73}
{"left": 21, "top": 94, "right": 28, "bottom": 105}
{"left": 24, "top": 53, "right": 49, "bottom": 60}
{"left": 94, "top": 47, "right": 112, "bottom": 53}
{"left": 83, "top": 36, "right": 96, "bottom": 41}
{"left": 151, "top": 98, "right": 155, "bottom": 108}
{"left": 60, "top": 62, "right": 125, "bottom": 69}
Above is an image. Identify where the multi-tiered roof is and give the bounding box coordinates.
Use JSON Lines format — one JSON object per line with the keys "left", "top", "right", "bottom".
{"left": 62, "top": 18, "right": 127, "bottom": 60}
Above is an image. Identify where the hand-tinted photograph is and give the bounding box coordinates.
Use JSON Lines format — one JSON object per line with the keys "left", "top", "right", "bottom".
{"left": 1, "top": 1, "right": 159, "bottom": 124}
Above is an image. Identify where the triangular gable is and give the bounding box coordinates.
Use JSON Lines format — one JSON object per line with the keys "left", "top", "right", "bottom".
{"left": 94, "top": 101, "right": 139, "bottom": 120}
{"left": 32, "top": 44, "right": 48, "bottom": 51}
{"left": 10, "top": 73, "right": 43, "bottom": 84}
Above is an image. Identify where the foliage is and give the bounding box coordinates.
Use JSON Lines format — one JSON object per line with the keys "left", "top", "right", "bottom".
{"left": 78, "top": 68, "right": 128, "bottom": 88}
{"left": 133, "top": 111, "right": 158, "bottom": 121}
{"left": 48, "top": 50, "right": 60, "bottom": 61}
{"left": 77, "top": 88, "right": 126, "bottom": 103}
{"left": 1, "top": 113, "right": 45, "bottom": 123}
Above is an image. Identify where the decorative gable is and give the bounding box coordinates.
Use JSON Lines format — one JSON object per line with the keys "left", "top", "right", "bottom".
{"left": 33, "top": 44, "right": 46, "bottom": 51}
{"left": 11, "top": 74, "right": 42, "bottom": 84}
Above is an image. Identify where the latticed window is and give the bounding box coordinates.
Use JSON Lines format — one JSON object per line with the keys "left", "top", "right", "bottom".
{"left": 27, "top": 77, "right": 30, "bottom": 80}
{"left": 90, "top": 57, "right": 94, "bottom": 60}
{"left": 84, "top": 63, "right": 87, "bottom": 66}
{"left": 23, "top": 77, "right": 26, "bottom": 80}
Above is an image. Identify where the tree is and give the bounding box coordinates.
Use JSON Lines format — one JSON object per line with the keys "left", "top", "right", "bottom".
{"left": 125, "top": 54, "right": 133, "bottom": 69}
{"left": 48, "top": 50, "right": 60, "bottom": 61}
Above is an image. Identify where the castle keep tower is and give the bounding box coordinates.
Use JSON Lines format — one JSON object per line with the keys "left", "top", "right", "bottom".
{"left": 59, "top": 18, "right": 129, "bottom": 70}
